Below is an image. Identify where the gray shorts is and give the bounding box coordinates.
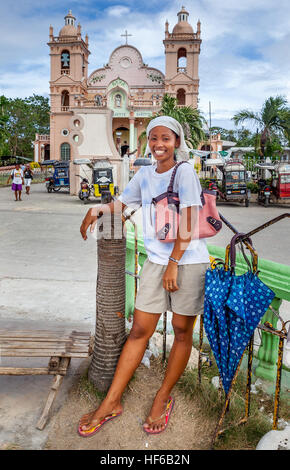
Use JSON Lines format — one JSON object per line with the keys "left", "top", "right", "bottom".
{"left": 135, "top": 258, "right": 209, "bottom": 316}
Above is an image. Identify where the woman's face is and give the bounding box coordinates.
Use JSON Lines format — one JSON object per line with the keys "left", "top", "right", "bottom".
{"left": 148, "top": 126, "right": 180, "bottom": 164}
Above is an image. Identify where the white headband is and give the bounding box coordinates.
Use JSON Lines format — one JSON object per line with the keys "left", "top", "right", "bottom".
{"left": 145, "top": 116, "right": 190, "bottom": 161}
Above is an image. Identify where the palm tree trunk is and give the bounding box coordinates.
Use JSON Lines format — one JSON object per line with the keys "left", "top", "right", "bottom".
{"left": 88, "top": 213, "right": 127, "bottom": 392}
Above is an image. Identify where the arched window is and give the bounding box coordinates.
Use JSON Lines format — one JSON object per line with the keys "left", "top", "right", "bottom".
{"left": 61, "top": 50, "right": 70, "bottom": 73}
{"left": 177, "top": 48, "right": 187, "bottom": 73}
{"left": 177, "top": 89, "right": 186, "bottom": 106}
{"left": 61, "top": 90, "right": 69, "bottom": 110}
{"left": 60, "top": 143, "right": 70, "bottom": 161}
{"left": 115, "top": 94, "right": 122, "bottom": 108}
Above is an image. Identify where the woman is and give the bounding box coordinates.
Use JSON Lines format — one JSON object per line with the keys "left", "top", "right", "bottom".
{"left": 79, "top": 116, "right": 209, "bottom": 436}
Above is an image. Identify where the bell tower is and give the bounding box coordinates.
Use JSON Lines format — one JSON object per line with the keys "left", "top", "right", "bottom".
{"left": 48, "top": 11, "right": 90, "bottom": 160}
{"left": 164, "top": 7, "right": 201, "bottom": 108}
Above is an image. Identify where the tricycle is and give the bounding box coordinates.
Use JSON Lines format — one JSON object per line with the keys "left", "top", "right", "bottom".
{"left": 42, "top": 161, "right": 70, "bottom": 193}
{"left": 205, "top": 159, "right": 250, "bottom": 206}
{"left": 73, "top": 159, "right": 118, "bottom": 204}
{"left": 255, "top": 162, "right": 290, "bottom": 204}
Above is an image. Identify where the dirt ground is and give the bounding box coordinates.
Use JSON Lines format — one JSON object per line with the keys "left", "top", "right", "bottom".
{"left": 44, "top": 357, "right": 215, "bottom": 451}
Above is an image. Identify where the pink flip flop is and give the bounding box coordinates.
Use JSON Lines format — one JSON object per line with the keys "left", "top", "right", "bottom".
{"left": 143, "top": 396, "right": 175, "bottom": 435}
{"left": 78, "top": 411, "right": 122, "bottom": 437}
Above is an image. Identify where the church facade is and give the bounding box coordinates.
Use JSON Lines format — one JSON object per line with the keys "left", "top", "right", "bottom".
{"left": 34, "top": 7, "right": 202, "bottom": 189}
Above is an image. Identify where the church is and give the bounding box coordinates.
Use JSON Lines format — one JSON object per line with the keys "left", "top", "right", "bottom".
{"left": 34, "top": 7, "right": 202, "bottom": 191}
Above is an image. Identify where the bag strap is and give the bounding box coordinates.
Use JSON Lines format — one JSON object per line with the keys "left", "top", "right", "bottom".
{"left": 167, "top": 161, "right": 187, "bottom": 193}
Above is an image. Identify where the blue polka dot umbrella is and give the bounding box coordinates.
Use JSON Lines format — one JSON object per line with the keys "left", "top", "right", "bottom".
{"left": 204, "top": 236, "right": 275, "bottom": 395}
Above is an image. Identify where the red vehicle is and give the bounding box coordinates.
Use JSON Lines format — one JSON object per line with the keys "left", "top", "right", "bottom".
{"left": 255, "top": 162, "right": 290, "bottom": 203}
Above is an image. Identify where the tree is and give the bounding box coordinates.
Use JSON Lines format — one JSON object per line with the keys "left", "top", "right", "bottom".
{"left": 1, "top": 94, "right": 50, "bottom": 158}
{"left": 139, "top": 94, "right": 205, "bottom": 153}
{"left": 209, "top": 126, "right": 256, "bottom": 146}
{"left": 156, "top": 94, "right": 205, "bottom": 148}
{"left": 88, "top": 214, "right": 127, "bottom": 392}
{"left": 0, "top": 96, "right": 9, "bottom": 156}
{"left": 232, "top": 95, "right": 290, "bottom": 159}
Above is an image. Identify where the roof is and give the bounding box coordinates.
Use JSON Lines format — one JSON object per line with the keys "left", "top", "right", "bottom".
{"left": 221, "top": 140, "right": 237, "bottom": 148}
{"left": 59, "top": 24, "right": 77, "bottom": 37}
{"left": 172, "top": 21, "right": 193, "bottom": 35}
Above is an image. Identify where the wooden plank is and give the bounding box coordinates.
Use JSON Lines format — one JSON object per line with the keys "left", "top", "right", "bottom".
{"left": 0, "top": 330, "right": 90, "bottom": 338}
{"left": 36, "top": 375, "right": 64, "bottom": 430}
{"left": 0, "top": 340, "right": 90, "bottom": 348}
{"left": 0, "top": 367, "right": 52, "bottom": 375}
{"left": 0, "top": 342, "right": 71, "bottom": 349}
{"left": 0, "top": 346, "right": 89, "bottom": 354}
{"left": 0, "top": 351, "right": 89, "bottom": 357}
{"left": 0, "top": 337, "right": 73, "bottom": 344}
{"left": 57, "top": 357, "right": 71, "bottom": 375}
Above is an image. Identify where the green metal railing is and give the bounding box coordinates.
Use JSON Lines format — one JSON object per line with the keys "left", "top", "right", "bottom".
{"left": 125, "top": 220, "right": 290, "bottom": 380}
{"left": 125, "top": 220, "right": 290, "bottom": 442}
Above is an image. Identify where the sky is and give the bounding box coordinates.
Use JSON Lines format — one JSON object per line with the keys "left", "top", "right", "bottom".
{"left": 1, "top": 0, "right": 290, "bottom": 129}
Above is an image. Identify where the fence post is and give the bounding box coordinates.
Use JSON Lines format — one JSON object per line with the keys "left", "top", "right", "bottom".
{"left": 255, "top": 297, "right": 282, "bottom": 381}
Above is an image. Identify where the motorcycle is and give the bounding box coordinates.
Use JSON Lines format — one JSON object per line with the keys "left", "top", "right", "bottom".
{"left": 77, "top": 176, "right": 91, "bottom": 204}
{"left": 45, "top": 176, "right": 54, "bottom": 193}
{"left": 257, "top": 180, "right": 272, "bottom": 206}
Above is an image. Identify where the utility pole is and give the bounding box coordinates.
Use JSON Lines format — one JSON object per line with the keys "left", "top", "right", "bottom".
{"left": 209, "top": 101, "right": 212, "bottom": 159}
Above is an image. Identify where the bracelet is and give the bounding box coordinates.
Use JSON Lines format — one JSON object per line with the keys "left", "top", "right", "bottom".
{"left": 168, "top": 256, "right": 179, "bottom": 264}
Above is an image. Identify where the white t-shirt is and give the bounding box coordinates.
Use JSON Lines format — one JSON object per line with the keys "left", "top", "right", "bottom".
{"left": 118, "top": 163, "right": 210, "bottom": 265}
{"left": 11, "top": 168, "right": 24, "bottom": 185}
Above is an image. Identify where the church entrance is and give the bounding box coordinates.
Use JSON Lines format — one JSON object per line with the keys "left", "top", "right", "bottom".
{"left": 113, "top": 125, "right": 129, "bottom": 156}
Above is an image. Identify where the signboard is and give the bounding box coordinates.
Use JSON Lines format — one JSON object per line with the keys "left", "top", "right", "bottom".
{"left": 113, "top": 111, "right": 130, "bottom": 117}
{"left": 134, "top": 111, "right": 153, "bottom": 118}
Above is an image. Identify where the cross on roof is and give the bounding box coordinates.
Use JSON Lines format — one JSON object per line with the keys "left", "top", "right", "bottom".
{"left": 121, "top": 30, "right": 132, "bottom": 45}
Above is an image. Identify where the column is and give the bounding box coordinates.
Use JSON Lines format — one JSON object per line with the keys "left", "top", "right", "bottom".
{"left": 129, "top": 117, "right": 135, "bottom": 152}
{"left": 134, "top": 124, "right": 138, "bottom": 151}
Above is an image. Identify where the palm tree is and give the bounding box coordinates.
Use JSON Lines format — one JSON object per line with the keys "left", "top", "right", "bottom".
{"left": 88, "top": 213, "right": 127, "bottom": 392}
{"left": 139, "top": 94, "right": 205, "bottom": 153}
{"left": 156, "top": 94, "right": 205, "bottom": 148}
{"left": 232, "top": 96, "right": 290, "bottom": 159}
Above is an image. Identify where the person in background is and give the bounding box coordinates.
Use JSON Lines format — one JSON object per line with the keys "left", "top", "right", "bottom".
{"left": 24, "top": 164, "right": 34, "bottom": 195}
{"left": 7, "top": 163, "right": 24, "bottom": 201}
{"left": 121, "top": 141, "right": 129, "bottom": 157}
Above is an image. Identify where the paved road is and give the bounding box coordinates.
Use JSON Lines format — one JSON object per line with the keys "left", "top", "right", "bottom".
{"left": 0, "top": 183, "right": 289, "bottom": 449}
{"left": 209, "top": 201, "right": 290, "bottom": 265}
{"left": 0, "top": 182, "right": 289, "bottom": 327}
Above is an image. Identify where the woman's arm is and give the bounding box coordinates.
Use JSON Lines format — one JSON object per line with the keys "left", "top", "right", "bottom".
{"left": 162, "top": 205, "right": 198, "bottom": 292}
{"left": 80, "top": 199, "right": 127, "bottom": 240}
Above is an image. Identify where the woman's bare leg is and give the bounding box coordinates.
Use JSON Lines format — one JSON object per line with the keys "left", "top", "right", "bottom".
{"left": 143, "top": 313, "right": 196, "bottom": 433}
{"left": 79, "top": 309, "right": 161, "bottom": 430}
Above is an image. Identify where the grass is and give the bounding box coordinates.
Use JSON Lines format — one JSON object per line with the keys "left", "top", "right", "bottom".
{"left": 77, "top": 367, "right": 108, "bottom": 404}
{"left": 177, "top": 352, "right": 289, "bottom": 450}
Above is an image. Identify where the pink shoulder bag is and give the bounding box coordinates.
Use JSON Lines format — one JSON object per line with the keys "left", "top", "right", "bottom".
{"left": 152, "top": 161, "right": 222, "bottom": 242}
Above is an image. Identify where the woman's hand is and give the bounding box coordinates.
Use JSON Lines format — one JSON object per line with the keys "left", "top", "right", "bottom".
{"left": 80, "top": 207, "right": 103, "bottom": 240}
{"left": 162, "top": 261, "right": 179, "bottom": 292}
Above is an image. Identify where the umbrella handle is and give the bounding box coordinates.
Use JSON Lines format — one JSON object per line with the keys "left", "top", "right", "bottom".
{"left": 225, "top": 233, "right": 258, "bottom": 273}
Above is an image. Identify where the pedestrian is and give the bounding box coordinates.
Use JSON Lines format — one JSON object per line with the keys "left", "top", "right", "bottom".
{"left": 24, "top": 164, "right": 34, "bottom": 195}
{"left": 79, "top": 116, "right": 210, "bottom": 436}
{"left": 121, "top": 140, "right": 129, "bottom": 157}
{"left": 7, "top": 163, "right": 24, "bottom": 201}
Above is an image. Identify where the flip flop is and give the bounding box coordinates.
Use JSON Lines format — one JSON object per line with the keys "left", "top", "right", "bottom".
{"left": 78, "top": 411, "right": 122, "bottom": 437}
{"left": 143, "top": 396, "right": 175, "bottom": 435}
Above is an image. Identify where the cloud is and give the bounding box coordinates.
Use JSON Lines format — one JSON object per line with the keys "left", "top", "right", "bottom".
{"left": 1, "top": 0, "right": 290, "bottom": 130}
{"left": 106, "top": 5, "right": 130, "bottom": 17}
